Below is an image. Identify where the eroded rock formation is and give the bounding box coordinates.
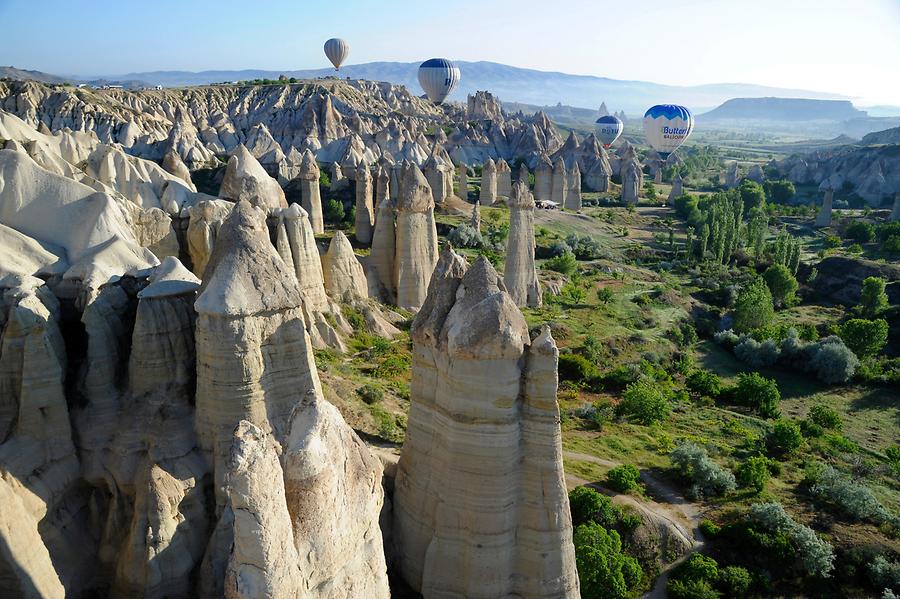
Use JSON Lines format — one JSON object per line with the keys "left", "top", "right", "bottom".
{"left": 815, "top": 187, "right": 834, "bottom": 227}
{"left": 505, "top": 181, "right": 542, "bottom": 308}
{"left": 393, "top": 252, "right": 578, "bottom": 597}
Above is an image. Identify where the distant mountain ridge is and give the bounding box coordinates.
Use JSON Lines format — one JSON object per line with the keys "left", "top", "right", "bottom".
{"left": 4, "top": 61, "right": 848, "bottom": 114}
{"left": 699, "top": 97, "right": 867, "bottom": 121}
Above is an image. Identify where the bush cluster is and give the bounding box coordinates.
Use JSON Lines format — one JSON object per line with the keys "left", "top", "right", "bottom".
{"left": 748, "top": 502, "right": 834, "bottom": 577}
{"left": 617, "top": 379, "right": 671, "bottom": 425}
{"left": 565, "top": 233, "right": 605, "bottom": 260}
{"left": 670, "top": 443, "right": 736, "bottom": 499}
{"left": 606, "top": 464, "right": 642, "bottom": 493}
{"left": 767, "top": 419, "right": 804, "bottom": 456}
{"left": 686, "top": 369, "right": 723, "bottom": 398}
{"left": 806, "top": 464, "right": 898, "bottom": 526}
{"left": 446, "top": 224, "right": 483, "bottom": 248}
{"left": 720, "top": 327, "right": 860, "bottom": 384}
{"left": 544, "top": 251, "right": 578, "bottom": 275}
{"left": 733, "top": 371, "right": 781, "bottom": 418}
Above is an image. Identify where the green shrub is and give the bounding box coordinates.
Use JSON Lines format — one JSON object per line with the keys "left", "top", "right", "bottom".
{"left": 356, "top": 384, "right": 384, "bottom": 405}
{"left": 574, "top": 522, "right": 643, "bottom": 599}
{"left": 882, "top": 234, "right": 900, "bottom": 253}
{"left": 447, "top": 224, "right": 483, "bottom": 248}
{"left": 823, "top": 235, "right": 842, "bottom": 248}
{"left": 558, "top": 353, "right": 600, "bottom": 388}
{"left": 845, "top": 221, "right": 876, "bottom": 243}
{"left": 617, "top": 379, "right": 671, "bottom": 425}
{"left": 748, "top": 502, "right": 834, "bottom": 577}
{"left": 718, "top": 565, "right": 752, "bottom": 596}
{"left": 596, "top": 287, "right": 614, "bottom": 304}
{"left": 681, "top": 553, "right": 720, "bottom": 582}
{"left": 767, "top": 419, "right": 803, "bottom": 456}
{"left": 667, "top": 578, "right": 720, "bottom": 599}
{"left": 699, "top": 519, "right": 720, "bottom": 537}
{"left": 544, "top": 251, "right": 578, "bottom": 275}
{"left": 606, "top": 464, "right": 641, "bottom": 493}
{"left": 860, "top": 277, "right": 889, "bottom": 318}
{"left": 733, "top": 372, "right": 781, "bottom": 419}
{"left": 686, "top": 369, "right": 723, "bottom": 398}
{"left": 324, "top": 198, "right": 345, "bottom": 223}
{"left": 569, "top": 486, "right": 610, "bottom": 525}
{"left": 372, "top": 353, "right": 411, "bottom": 378}
{"left": 806, "top": 464, "right": 897, "bottom": 525}
{"left": 840, "top": 318, "right": 889, "bottom": 358}
{"left": 808, "top": 404, "right": 842, "bottom": 431}
{"left": 736, "top": 455, "right": 771, "bottom": 493}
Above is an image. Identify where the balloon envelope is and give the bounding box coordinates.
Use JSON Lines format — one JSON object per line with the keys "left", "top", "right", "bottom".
{"left": 324, "top": 38, "right": 349, "bottom": 71}
{"left": 595, "top": 115, "right": 623, "bottom": 148}
{"left": 417, "top": 58, "right": 460, "bottom": 104}
{"left": 642, "top": 104, "right": 694, "bottom": 159}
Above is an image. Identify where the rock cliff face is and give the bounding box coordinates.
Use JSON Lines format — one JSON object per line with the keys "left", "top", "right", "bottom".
{"left": 219, "top": 145, "right": 287, "bottom": 211}
{"left": 393, "top": 252, "right": 579, "bottom": 598}
{"left": 623, "top": 160, "right": 641, "bottom": 205}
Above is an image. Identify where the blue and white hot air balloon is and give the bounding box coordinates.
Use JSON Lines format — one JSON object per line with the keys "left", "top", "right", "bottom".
{"left": 595, "top": 115, "right": 623, "bottom": 148}
{"left": 642, "top": 104, "right": 694, "bottom": 159}
{"left": 324, "top": 38, "right": 349, "bottom": 71}
{"left": 417, "top": 58, "right": 460, "bottom": 104}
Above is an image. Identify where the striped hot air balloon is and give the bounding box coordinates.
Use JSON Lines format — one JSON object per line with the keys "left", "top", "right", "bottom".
{"left": 417, "top": 58, "right": 460, "bottom": 104}
{"left": 642, "top": 104, "right": 694, "bottom": 159}
{"left": 324, "top": 38, "right": 349, "bottom": 71}
{"left": 595, "top": 115, "right": 623, "bottom": 148}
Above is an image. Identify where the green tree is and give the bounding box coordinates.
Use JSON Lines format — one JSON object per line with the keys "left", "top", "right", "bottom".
{"left": 765, "top": 179, "right": 795, "bottom": 203}
{"left": 734, "top": 372, "right": 781, "bottom": 418}
{"left": 617, "top": 379, "right": 671, "bottom": 424}
{"left": 686, "top": 369, "right": 723, "bottom": 398}
{"left": 839, "top": 318, "right": 888, "bottom": 357}
{"left": 544, "top": 251, "right": 578, "bottom": 275}
{"left": 762, "top": 263, "right": 799, "bottom": 307}
{"left": 738, "top": 179, "right": 766, "bottom": 211}
{"left": 573, "top": 522, "right": 643, "bottom": 599}
{"left": 596, "top": 287, "right": 614, "bottom": 304}
{"left": 324, "top": 199, "right": 344, "bottom": 224}
{"left": 734, "top": 279, "right": 775, "bottom": 332}
{"left": 860, "top": 277, "right": 889, "bottom": 317}
{"left": 736, "top": 455, "right": 771, "bottom": 493}
{"left": 569, "top": 486, "right": 609, "bottom": 525}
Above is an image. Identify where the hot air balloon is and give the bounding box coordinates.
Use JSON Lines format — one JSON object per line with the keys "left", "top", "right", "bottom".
{"left": 642, "top": 104, "right": 693, "bottom": 159}
{"left": 594, "top": 115, "right": 623, "bottom": 148}
{"left": 417, "top": 58, "right": 460, "bottom": 104}
{"left": 324, "top": 38, "right": 349, "bottom": 71}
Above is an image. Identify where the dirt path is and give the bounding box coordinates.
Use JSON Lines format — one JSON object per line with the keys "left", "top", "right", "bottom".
{"left": 563, "top": 450, "right": 705, "bottom": 599}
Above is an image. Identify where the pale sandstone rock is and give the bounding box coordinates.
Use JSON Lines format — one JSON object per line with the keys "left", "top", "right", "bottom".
{"left": 355, "top": 163, "right": 375, "bottom": 244}
{"left": 622, "top": 160, "right": 641, "bottom": 205}
{"left": 565, "top": 162, "right": 582, "bottom": 211}
{"left": 725, "top": 161, "right": 739, "bottom": 189}
{"left": 422, "top": 155, "right": 449, "bottom": 205}
{"left": 162, "top": 148, "right": 195, "bottom": 189}
{"left": 298, "top": 149, "right": 324, "bottom": 234}
{"left": 369, "top": 198, "right": 397, "bottom": 302}
{"left": 219, "top": 145, "right": 287, "bottom": 211}
{"left": 470, "top": 202, "right": 481, "bottom": 233}
{"left": 815, "top": 187, "right": 834, "bottom": 227}
{"left": 394, "top": 163, "right": 439, "bottom": 311}
{"left": 496, "top": 158, "right": 512, "bottom": 198}
{"left": 551, "top": 156, "right": 568, "bottom": 208}
{"left": 323, "top": 231, "right": 368, "bottom": 300}
{"left": 394, "top": 256, "right": 579, "bottom": 598}
{"left": 273, "top": 204, "right": 347, "bottom": 351}
{"left": 479, "top": 157, "right": 497, "bottom": 205}
{"left": 505, "top": 181, "right": 542, "bottom": 307}
{"left": 746, "top": 164, "right": 765, "bottom": 184}
{"left": 375, "top": 164, "right": 390, "bottom": 211}
{"left": 194, "top": 202, "right": 389, "bottom": 597}
{"left": 534, "top": 154, "right": 553, "bottom": 202}
{"left": 668, "top": 172, "right": 683, "bottom": 204}
{"left": 187, "top": 199, "right": 234, "bottom": 277}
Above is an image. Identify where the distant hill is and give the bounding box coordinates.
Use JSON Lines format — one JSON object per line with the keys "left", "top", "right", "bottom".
{"left": 861, "top": 126, "right": 900, "bottom": 145}
{"left": 700, "top": 97, "right": 867, "bottom": 121}
{"left": 0, "top": 66, "right": 147, "bottom": 89}
{"left": 80, "top": 61, "right": 847, "bottom": 114}
{"left": 0, "top": 66, "right": 71, "bottom": 84}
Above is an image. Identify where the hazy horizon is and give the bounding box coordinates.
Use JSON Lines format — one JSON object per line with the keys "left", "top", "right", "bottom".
{"left": 2, "top": 0, "right": 898, "bottom": 105}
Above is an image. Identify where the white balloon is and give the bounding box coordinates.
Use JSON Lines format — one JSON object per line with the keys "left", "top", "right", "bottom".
{"left": 417, "top": 58, "right": 460, "bottom": 104}
{"left": 324, "top": 38, "right": 349, "bottom": 71}
{"left": 642, "top": 104, "right": 694, "bottom": 158}
{"left": 594, "top": 115, "right": 623, "bottom": 148}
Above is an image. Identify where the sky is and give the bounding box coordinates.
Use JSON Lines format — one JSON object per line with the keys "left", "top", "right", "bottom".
{"left": 2, "top": 0, "right": 899, "bottom": 105}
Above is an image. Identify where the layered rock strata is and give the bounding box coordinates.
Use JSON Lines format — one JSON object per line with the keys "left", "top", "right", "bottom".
{"left": 393, "top": 253, "right": 579, "bottom": 598}
{"left": 298, "top": 149, "right": 324, "bottom": 234}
